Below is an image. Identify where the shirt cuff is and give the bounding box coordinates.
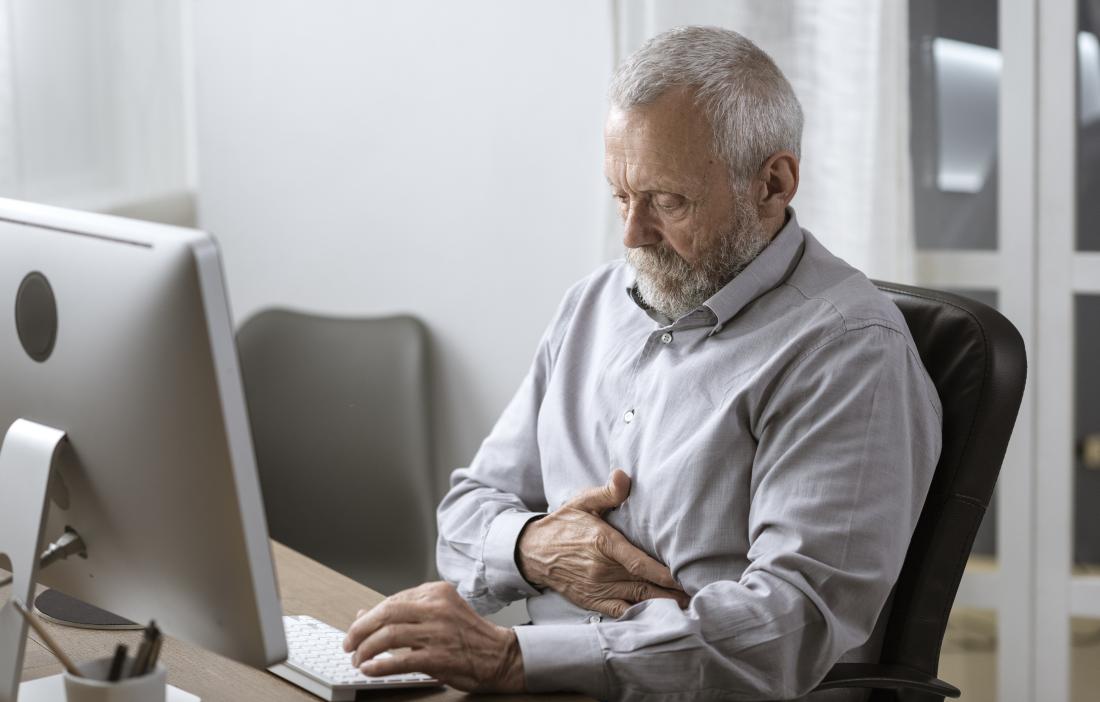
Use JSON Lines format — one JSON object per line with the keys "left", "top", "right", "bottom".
{"left": 514, "top": 623, "right": 609, "bottom": 699}
{"left": 483, "top": 510, "right": 545, "bottom": 600}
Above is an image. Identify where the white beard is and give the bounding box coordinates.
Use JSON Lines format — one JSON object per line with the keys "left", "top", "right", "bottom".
{"left": 626, "top": 202, "right": 772, "bottom": 320}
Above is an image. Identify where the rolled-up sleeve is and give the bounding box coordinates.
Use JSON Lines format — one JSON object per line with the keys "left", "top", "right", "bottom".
{"left": 515, "top": 323, "right": 941, "bottom": 700}
{"left": 435, "top": 281, "right": 584, "bottom": 614}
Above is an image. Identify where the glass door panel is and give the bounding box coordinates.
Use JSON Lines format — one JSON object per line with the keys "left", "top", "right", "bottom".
{"left": 1078, "top": 0, "right": 1100, "bottom": 250}
{"left": 1075, "top": 295, "right": 1100, "bottom": 567}
{"left": 910, "top": 0, "right": 1000, "bottom": 250}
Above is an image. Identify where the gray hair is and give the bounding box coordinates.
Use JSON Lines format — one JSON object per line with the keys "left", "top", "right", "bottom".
{"left": 609, "top": 26, "right": 803, "bottom": 186}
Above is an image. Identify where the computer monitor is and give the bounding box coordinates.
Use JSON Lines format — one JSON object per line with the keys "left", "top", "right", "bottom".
{"left": 0, "top": 198, "right": 286, "bottom": 699}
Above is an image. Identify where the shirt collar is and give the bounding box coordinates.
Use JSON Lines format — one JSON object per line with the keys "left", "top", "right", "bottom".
{"left": 625, "top": 207, "right": 806, "bottom": 334}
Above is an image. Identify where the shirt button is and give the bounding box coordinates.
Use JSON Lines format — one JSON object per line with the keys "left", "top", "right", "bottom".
{"left": 660, "top": 332, "right": 673, "bottom": 344}
{"left": 623, "top": 409, "right": 635, "bottom": 424}
{"left": 586, "top": 614, "right": 603, "bottom": 624}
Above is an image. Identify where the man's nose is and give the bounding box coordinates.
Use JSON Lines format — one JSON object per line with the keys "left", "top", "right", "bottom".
{"left": 623, "top": 203, "right": 661, "bottom": 248}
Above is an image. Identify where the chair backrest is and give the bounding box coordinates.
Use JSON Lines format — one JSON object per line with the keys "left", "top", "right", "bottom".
{"left": 871, "top": 282, "right": 1026, "bottom": 699}
{"left": 236, "top": 310, "right": 435, "bottom": 596}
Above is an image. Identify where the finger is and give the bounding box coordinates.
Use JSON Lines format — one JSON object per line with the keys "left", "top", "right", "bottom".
{"left": 603, "top": 534, "right": 682, "bottom": 590}
{"left": 589, "top": 598, "right": 633, "bottom": 618}
{"left": 563, "top": 469, "right": 631, "bottom": 515}
{"left": 605, "top": 580, "right": 691, "bottom": 608}
{"left": 360, "top": 648, "right": 439, "bottom": 679}
{"left": 343, "top": 599, "right": 428, "bottom": 652}
{"left": 352, "top": 622, "right": 423, "bottom": 667}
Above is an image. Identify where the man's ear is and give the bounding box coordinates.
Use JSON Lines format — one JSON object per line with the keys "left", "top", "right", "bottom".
{"left": 752, "top": 151, "right": 799, "bottom": 220}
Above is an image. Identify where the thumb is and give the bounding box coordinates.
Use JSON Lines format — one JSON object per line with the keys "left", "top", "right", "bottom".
{"left": 567, "top": 469, "right": 631, "bottom": 515}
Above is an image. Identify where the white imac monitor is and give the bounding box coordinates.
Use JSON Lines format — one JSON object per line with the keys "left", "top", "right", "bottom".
{"left": 0, "top": 198, "right": 286, "bottom": 699}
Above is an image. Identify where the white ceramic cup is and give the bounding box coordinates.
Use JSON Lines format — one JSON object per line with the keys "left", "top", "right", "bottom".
{"left": 63, "top": 656, "right": 166, "bottom": 702}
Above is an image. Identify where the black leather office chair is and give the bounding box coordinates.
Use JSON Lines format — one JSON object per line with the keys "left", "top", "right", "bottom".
{"left": 811, "top": 282, "right": 1026, "bottom": 701}
{"left": 236, "top": 310, "right": 436, "bottom": 596}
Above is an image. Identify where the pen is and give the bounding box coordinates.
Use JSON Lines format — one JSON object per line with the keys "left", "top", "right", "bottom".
{"left": 130, "top": 621, "right": 159, "bottom": 678}
{"left": 144, "top": 634, "right": 163, "bottom": 675}
{"left": 11, "top": 598, "right": 82, "bottom": 678}
{"left": 107, "top": 643, "right": 127, "bottom": 682}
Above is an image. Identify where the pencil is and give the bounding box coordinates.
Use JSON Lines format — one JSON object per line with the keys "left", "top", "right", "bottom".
{"left": 11, "top": 598, "right": 82, "bottom": 677}
{"left": 143, "top": 635, "right": 163, "bottom": 675}
{"left": 107, "top": 643, "right": 127, "bottom": 682}
{"left": 131, "top": 620, "right": 159, "bottom": 678}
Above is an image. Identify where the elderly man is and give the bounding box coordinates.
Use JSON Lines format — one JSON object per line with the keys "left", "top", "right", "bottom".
{"left": 343, "top": 26, "right": 941, "bottom": 700}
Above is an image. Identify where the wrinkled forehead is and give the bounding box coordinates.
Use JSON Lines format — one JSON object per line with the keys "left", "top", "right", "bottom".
{"left": 603, "top": 93, "right": 721, "bottom": 189}
{"left": 606, "top": 89, "right": 716, "bottom": 154}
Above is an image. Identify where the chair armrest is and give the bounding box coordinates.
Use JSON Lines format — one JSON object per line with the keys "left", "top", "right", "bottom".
{"left": 813, "top": 663, "right": 961, "bottom": 698}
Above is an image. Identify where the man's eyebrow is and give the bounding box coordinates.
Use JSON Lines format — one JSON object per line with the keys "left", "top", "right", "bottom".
{"left": 605, "top": 175, "right": 695, "bottom": 197}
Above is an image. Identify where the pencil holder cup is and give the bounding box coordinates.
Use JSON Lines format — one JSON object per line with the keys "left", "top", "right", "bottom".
{"left": 64, "top": 657, "right": 166, "bottom": 702}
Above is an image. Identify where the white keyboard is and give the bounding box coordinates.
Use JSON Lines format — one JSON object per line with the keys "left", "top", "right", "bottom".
{"left": 269, "top": 615, "right": 440, "bottom": 701}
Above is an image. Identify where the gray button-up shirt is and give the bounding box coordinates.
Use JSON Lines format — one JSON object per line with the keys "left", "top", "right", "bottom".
{"left": 436, "top": 211, "right": 942, "bottom": 701}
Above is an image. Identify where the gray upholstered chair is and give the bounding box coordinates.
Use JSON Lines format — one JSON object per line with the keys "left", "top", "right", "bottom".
{"left": 237, "top": 310, "right": 434, "bottom": 596}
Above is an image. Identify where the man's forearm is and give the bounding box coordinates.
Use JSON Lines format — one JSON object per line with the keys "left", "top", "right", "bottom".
{"left": 513, "top": 569, "right": 860, "bottom": 701}
{"left": 436, "top": 472, "right": 545, "bottom": 613}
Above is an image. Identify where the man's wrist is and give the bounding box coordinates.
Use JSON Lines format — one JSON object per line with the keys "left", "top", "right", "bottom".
{"left": 484, "top": 511, "right": 545, "bottom": 599}
{"left": 495, "top": 628, "right": 526, "bottom": 693}
{"left": 515, "top": 516, "right": 547, "bottom": 588}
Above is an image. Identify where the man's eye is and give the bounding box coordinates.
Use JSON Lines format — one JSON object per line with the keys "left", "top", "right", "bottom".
{"left": 654, "top": 196, "right": 686, "bottom": 211}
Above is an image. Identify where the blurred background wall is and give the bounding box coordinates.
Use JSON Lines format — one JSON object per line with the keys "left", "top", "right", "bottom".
{"left": 191, "top": 0, "right": 612, "bottom": 496}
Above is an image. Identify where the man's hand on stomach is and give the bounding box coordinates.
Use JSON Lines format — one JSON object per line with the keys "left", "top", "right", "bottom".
{"left": 516, "top": 469, "right": 689, "bottom": 618}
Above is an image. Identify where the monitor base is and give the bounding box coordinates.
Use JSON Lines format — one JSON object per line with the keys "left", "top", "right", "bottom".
{"left": 33, "top": 589, "right": 141, "bottom": 631}
{"left": 0, "top": 419, "right": 68, "bottom": 702}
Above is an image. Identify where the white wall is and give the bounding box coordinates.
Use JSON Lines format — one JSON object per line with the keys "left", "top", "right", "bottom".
{"left": 192, "top": 1, "right": 615, "bottom": 494}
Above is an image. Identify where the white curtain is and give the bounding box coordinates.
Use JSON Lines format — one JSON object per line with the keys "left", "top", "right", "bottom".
{"left": 608, "top": 0, "right": 916, "bottom": 284}
{"left": 0, "top": 0, "right": 194, "bottom": 223}
{"left": 0, "top": 0, "right": 18, "bottom": 197}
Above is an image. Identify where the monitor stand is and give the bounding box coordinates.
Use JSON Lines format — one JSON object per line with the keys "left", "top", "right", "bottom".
{"left": 0, "top": 419, "right": 68, "bottom": 702}
{"left": 33, "top": 590, "right": 141, "bottom": 631}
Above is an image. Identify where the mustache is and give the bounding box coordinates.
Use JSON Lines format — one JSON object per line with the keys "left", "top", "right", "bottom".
{"left": 625, "top": 243, "right": 693, "bottom": 279}
{"left": 623, "top": 207, "right": 770, "bottom": 319}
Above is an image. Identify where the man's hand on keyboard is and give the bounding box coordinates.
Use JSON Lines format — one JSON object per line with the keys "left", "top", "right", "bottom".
{"left": 516, "top": 469, "right": 689, "bottom": 618}
{"left": 342, "top": 581, "right": 524, "bottom": 692}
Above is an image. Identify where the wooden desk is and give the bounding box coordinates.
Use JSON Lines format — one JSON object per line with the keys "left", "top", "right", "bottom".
{"left": 6, "top": 542, "right": 588, "bottom": 701}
